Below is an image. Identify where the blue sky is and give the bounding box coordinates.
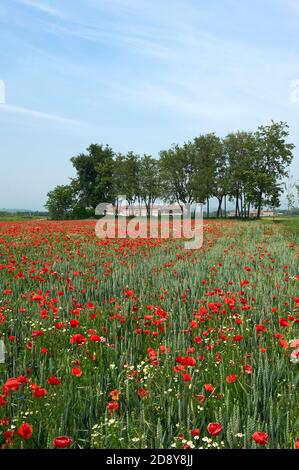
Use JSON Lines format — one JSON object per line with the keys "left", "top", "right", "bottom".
{"left": 0, "top": 0, "right": 299, "bottom": 210}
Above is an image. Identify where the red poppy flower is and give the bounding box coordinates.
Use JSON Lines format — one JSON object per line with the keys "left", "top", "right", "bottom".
{"left": 124, "top": 289, "right": 134, "bottom": 297}
{"left": 4, "top": 378, "right": 20, "bottom": 392}
{"left": 194, "top": 336, "right": 203, "bottom": 344}
{"left": 89, "top": 335, "right": 101, "bottom": 342}
{"left": 17, "top": 375, "right": 29, "bottom": 384}
{"left": 0, "top": 417, "right": 9, "bottom": 426}
{"left": 207, "top": 423, "right": 223, "bottom": 436}
{"left": 0, "top": 394, "right": 7, "bottom": 406}
{"left": 233, "top": 335, "right": 243, "bottom": 342}
{"left": 47, "top": 376, "right": 61, "bottom": 385}
{"left": 181, "top": 373, "right": 192, "bottom": 381}
{"left": 256, "top": 324, "right": 267, "bottom": 332}
{"left": 176, "top": 356, "right": 196, "bottom": 367}
{"left": 32, "top": 330, "right": 44, "bottom": 337}
{"left": 107, "top": 401, "right": 119, "bottom": 413}
{"left": 33, "top": 387, "right": 47, "bottom": 398}
{"left": 138, "top": 387, "right": 149, "bottom": 398}
{"left": 3, "top": 289, "right": 12, "bottom": 295}
{"left": 53, "top": 436, "right": 73, "bottom": 448}
{"left": 4, "top": 429, "right": 15, "bottom": 443}
{"left": 191, "top": 428, "right": 201, "bottom": 437}
{"left": 226, "top": 374, "right": 237, "bottom": 383}
{"left": 70, "top": 334, "right": 86, "bottom": 345}
{"left": 204, "top": 384, "right": 215, "bottom": 393}
{"left": 243, "top": 364, "right": 253, "bottom": 374}
{"left": 17, "top": 422, "right": 33, "bottom": 440}
{"left": 86, "top": 302, "right": 95, "bottom": 309}
{"left": 71, "top": 367, "right": 83, "bottom": 377}
{"left": 252, "top": 432, "right": 268, "bottom": 445}
{"left": 195, "top": 394, "right": 205, "bottom": 403}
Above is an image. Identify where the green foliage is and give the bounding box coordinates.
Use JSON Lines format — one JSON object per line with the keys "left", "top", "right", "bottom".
{"left": 253, "top": 121, "right": 295, "bottom": 216}
{"left": 45, "top": 121, "right": 295, "bottom": 220}
{"left": 138, "top": 155, "right": 161, "bottom": 215}
{"left": 113, "top": 152, "right": 140, "bottom": 206}
{"left": 45, "top": 185, "right": 75, "bottom": 220}
{"left": 70, "top": 144, "right": 115, "bottom": 210}
{"left": 159, "top": 143, "right": 196, "bottom": 204}
{"left": 223, "top": 130, "right": 256, "bottom": 217}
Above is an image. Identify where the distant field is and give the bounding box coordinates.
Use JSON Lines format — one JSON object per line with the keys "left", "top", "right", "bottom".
{"left": 0, "top": 215, "right": 48, "bottom": 221}
{"left": 261, "top": 216, "right": 299, "bottom": 240}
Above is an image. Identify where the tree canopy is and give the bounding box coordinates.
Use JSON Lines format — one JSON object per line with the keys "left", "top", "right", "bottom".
{"left": 45, "top": 121, "right": 295, "bottom": 220}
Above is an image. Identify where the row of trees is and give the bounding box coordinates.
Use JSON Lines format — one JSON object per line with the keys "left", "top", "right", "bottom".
{"left": 45, "top": 121, "right": 295, "bottom": 219}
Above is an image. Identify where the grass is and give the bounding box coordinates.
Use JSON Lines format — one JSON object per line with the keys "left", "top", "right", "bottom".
{"left": 0, "top": 215, "right": 47, "bottom": 222}
{"left": 0, "top": 219, "right": 298, "bottom": 449}
{"left": 260, "top": 216, "right": 299, "bottom": 241}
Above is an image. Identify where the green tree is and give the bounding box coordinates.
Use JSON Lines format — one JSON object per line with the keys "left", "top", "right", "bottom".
{"left": 212, "top": 140, "right": 230, "bottom": 217}
{"left": 138, "top": 155, "right": 161, "bottom": 216}
{"left": 224, "top": 131, "right": 255, "bottom": 218}
{"left": 159, "top": 143, "right": 196, "bottom": 208}
{"left": 113, "top": 152, "right": 140, "bottom": 214}
{"left": 253, "top": 122, "right": 295, "bottom": 218}
{"left": 70, "top": 144, "right": 115, "bottom": 210}
{"left": 45, "top": 185, "right": 75, "bottom": 220}
{"left": 192, "top": 133, "right": 221, "bottom": 217}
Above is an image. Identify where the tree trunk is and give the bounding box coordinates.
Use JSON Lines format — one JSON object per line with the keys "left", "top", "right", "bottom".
{"left": 115, "top": 199, "right": 119, "bottom": 217}
{"left": 240, "top": 194, "right": 243, "bottom": 218}
{"left": 235, "top": 197, "right": 239, "bottom": 218}
{"left": 207, "top": 199, "right": 210, "bottom": 218}
{"left": 216, "top": 196, "right": 223, "bottom": 217}
{"left": 256, "top": 191, "right": 263, "bottom": 219}
{"left": 224, "top": 195, "right": 227, "bottom": 218}
{"left": 144, "top": 200, "right": 150, "bottom": 217}
{"left": 247, "top": 203, "right": 251, "bottom": 219}
{"left": 257, "top": 204, "right": 261, "bottom": 219}
{"left": 176, "top": 198, "right": 184, "bottom": 212}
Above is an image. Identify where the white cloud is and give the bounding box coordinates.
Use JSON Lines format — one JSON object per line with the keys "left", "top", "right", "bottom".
{"left": 1, "top": 103, "right": 80, "bottom": 125}
{"left": 13, "top": 0, "right": 63, "bottom": 17}
{"left": 135, "top": 84, "right": 218, "bottom": 119}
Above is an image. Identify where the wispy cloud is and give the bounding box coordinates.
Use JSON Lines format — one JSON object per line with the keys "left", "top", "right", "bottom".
{"left": 13, "top": 0, "right": 63, "bottom": 17}
{"left": 1, "top": 103, "right": 80, "bottom": 125}
{"left": 120, "top": 35, "right": 173, "bottom": 59}
{"left": 47, "top": 25, "right": 173, "bottom": 59}
{"left": 134, "top": 85, "right": 218, "bottom": 119}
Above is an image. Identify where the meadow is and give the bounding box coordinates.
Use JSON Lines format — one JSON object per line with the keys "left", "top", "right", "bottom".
{"left": 0, "top": 219, "right": 298, "bottom": 449}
